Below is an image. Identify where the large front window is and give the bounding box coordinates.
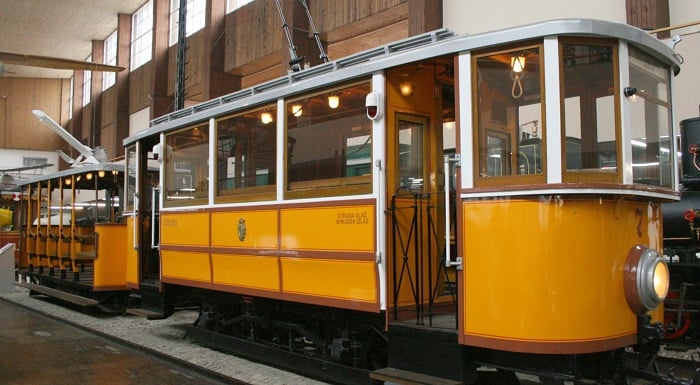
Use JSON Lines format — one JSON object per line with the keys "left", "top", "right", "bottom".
{"left": 216, "top": 104, "right": 276, "bottom": 202}
{"left": 561, "top": 39, "right": 619, "bottom": 182}
{"left": 285, "top": 81, "right": 372, "bottom": 198}
{"left": 629, "top": 46, "right": 673, "bottom": 187}
{"left": 474, "top": 44, "right": 545, "bottom": 186}
{"left": 164, "top": 123, "right": 209, "bottom": 206}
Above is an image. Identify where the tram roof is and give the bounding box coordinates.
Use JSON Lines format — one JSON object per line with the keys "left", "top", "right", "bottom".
{"left": 124, "top": 18, "right": 681, "bottom": 146}
{"left": 16, "top": 162, "right": 124, "bottom": 189}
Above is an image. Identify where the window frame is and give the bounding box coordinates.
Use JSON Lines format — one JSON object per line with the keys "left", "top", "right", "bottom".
{"left": 559, "top": 37, "right": 622, "bottom": 184}
{"left": 163, "top": 123, "right": 210, "bottom": 208}
{"left": 284, "top": 80, "right": 373, "bottom": 199}
{"left": 169, "top": 0, "right": 207, "bottom": 47}
{"left": 82, "top": 55, "right": 92, "bottom": 107}
{"left": 103, "top": 30, "right": 118, "bottom": 90}
{"left": 131, "top": 0, "right": 153, "bottom": 70}
{"left": 471, "top": 41, "right": 547, "bottom": 188}
{"left": 214, "top": 103, "right": 278, "bottom": 204}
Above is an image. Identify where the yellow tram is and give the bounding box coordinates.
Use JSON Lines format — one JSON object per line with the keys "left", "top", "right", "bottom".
{"left": 18, "top": 18, "right": 693, "bottom": 384}
{"left": 17, "top": 163, "right": 128, "bottom": 305}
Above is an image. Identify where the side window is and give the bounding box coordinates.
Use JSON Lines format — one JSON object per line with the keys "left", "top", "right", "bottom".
{"left": 474, "top": 44, "right": 545, "bottom": 186}
{"left": 125, "top": 145, "right": 137, "bottom": 212}
{"left": 163, "top": 123, "right": 209, "bottom": 207}
{"left": 216, "top": 104, "right": 277, "bottom": 202}
{"left": 628, "top": 46, "right": 673, "bottom": 188}
{"left": 560, "top": 39, "right": 619, "bottom": 182}
{"left": 285, "top": 81, "right": 372, "bottom": 198}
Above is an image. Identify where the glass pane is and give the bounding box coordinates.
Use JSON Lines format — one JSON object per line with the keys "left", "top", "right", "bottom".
{"left": 562, "top": 42, "right": 617, "bottom": 175}
{"left": 286, "top": 81, "right": 372, "bottom": 196}
{"left": 629, "top": 47, "right": 673, "bottom": 187}
{"left": 398, "top": 119, "right": 424, "bottom": 190}
{"left": 164, "top": 123, "right": 209, "bottom": 206}
{"left": 125, "top": 145, "right": 137, "bottom": 211}
{"left": 474, "top": 46, "right": 544, "bottom": 183}
{"left": 216, "top": 105, "right": 276, "bottom": 199}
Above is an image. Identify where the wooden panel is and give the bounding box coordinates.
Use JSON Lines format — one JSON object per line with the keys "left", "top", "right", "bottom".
{"left": 160, "top": 212, "right": 210, "bottom": 247}
{"left": 167, "top": 31, "right": 206, "bottom": 101}
{"left": 280, "top": 205, "right": 374, "bottom": 252}
{"left": 316, "top": 1, "right": 407, "bottom": 43}
{"left": 0, "top": 78, "right": 64, "bottom": 151}
{"left": 281, "top": 257, "right": 377, "bottom": 303}
{"left": 626, "top": 0, "right": 670, "bottom": 37}
{"left": 225, "top": 0, "right": 284, "bottom": 70}
{"left": 128, "top": 64, "right": 152, "bottom": 114}
{"left": 211, "top": 253, "right": 280, "bottom": 292}
{"left": 312, "top": 0, "right": 405, "bottom": 34}
{"left": 211, "top": 209, "right": 278, "bottom": 249}
{"left": 328, "top": 20, "right": 408, "bottom": 60}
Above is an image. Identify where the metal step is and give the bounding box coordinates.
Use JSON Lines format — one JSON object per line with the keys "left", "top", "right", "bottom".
{"left": 14, "top": 282, "right": 99, "bottom": 307}
{"left": 125, "top": 307, "right": 167, "bottom": 320}
{"left": 371, "top": 367, "right": 462, "bottom": 385}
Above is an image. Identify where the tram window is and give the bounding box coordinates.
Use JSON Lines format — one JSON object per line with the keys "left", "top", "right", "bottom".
{"left": 216, "top": 105, "right": 277, "bottom": 202}
{"left": 473, "top": 45, "right": 545, "bottom": 185}
{"left": 561, "top": 41, "right": 619, "bottom": 182}
{"left": 629, "top": 47, "right": 673, "bottom": 188}
{"left": 286, "top": 81, "right": 372, "bottom": 198}
{"left": 163, "top": 123, "right": 209, "bottom": 207}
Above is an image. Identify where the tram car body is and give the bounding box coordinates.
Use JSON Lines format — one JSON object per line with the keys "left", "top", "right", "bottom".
{"left": 15, "top": 18, "right": 695, "bottom": 384}
{"left": 16, "top": 163, "right": 128, "bottom": 306}
{"left": 662, "top": 116, "right": 700, "bottom": 340}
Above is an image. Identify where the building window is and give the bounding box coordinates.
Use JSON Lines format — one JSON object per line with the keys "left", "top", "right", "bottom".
{"left": 69, "top": 77, "right": 74, "bottom": 119}
{"left": 103, "top": 30, "right": 118, "bottom": 90}
{"left": 216, "top": 104, "right": 277, "bottom": 203}
{"left": 22, "top": 157, "right": 49, "bottom": 167}
{"left": 560, "top": 39, "right": 619, "bottom": 183}
{"left": 226, "top": 0, "right": 253, "bottom": 13}
{"left": 285, "top": 81, "right": 373, "bottom": 198}
{"left": 82, "top": 55, "right": 92, "bottom": 107}
{"left": 169, "top": 0, "right": 206, "bottom": 46}
{"left": 131, "top": 0, "right": 153, "bottom": 70}
{"left": 473, "top": 44, "right": 545, "bottom": 187}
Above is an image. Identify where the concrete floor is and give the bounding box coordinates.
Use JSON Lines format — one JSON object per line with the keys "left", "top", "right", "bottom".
{"left": 0, "top": 300, "right": 229, "bottom": 385}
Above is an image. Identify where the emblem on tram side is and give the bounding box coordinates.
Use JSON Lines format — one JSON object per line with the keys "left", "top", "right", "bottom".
{"left": 237, "top": 218, "right": 246, "bottom": 242}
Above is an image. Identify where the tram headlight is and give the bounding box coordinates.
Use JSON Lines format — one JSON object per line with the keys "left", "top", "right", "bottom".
{"left": 623, "top": 245, "right": 670, "bottom": 315}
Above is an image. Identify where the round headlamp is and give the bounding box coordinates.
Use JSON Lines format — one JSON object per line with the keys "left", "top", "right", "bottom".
{"left": 624, "top": 245, "right": 670, "bottom": 315}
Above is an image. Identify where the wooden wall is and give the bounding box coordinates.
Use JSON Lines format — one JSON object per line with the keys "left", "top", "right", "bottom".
{"left": 626, "top": 0, "right": 670, "bottom": 37}
{"left": 0, "top": 78, "right": 66, "bottom": 151}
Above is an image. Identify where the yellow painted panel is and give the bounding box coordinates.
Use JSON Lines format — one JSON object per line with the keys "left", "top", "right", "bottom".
{"left": 93, "top": 224, "right": 127, "bottom": 288}
{"left": 161, "top": 250, "right": 211, "bottom": 283}
{"left": 126, "top": 216, "right": 138, "bottom": 286}
{"left": 281, "top": 258, "right": 376, "bottom": 302}
{"left": 211, "top": 210, "right": 278, "bottom": 248}
{"left": 211, "top": 253, "right": 280, "bottom": 291}
{"left": 160, "top": 212, "right": 210, "bottom": 247}
{"left": 462, "top": 198, "right": 660, "bottom": 344}
{"left": 280, "top": 205, "right": 374, "bottom": 252}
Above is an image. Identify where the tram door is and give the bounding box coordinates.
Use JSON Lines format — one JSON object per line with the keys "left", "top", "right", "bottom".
{"left": 125, "top": 141, "right": 161, "bottom": 289}
{"left": 386, "top": 59, "right": 458, "bottom": 326}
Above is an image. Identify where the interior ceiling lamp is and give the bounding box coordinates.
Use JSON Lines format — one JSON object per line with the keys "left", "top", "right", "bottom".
{"left": 511, "top": 53, "right": 526, "bottom": 99}
{"left": 86, "top": 172, "right": 93, "bottom": 180}
{"left": 399, "top": 81, "right": 413, "bottom": 96}
{"left": 98, "top": 170, "right": 105, "bottom": 178}
{"left": 261, "top": 111, "right": 274, "bottom": 124}
{"left": 328, "top": 95, "right": 339, "bottom": 109}
{"left": 292, "top": 104, "right": 303, "bottom": 117}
